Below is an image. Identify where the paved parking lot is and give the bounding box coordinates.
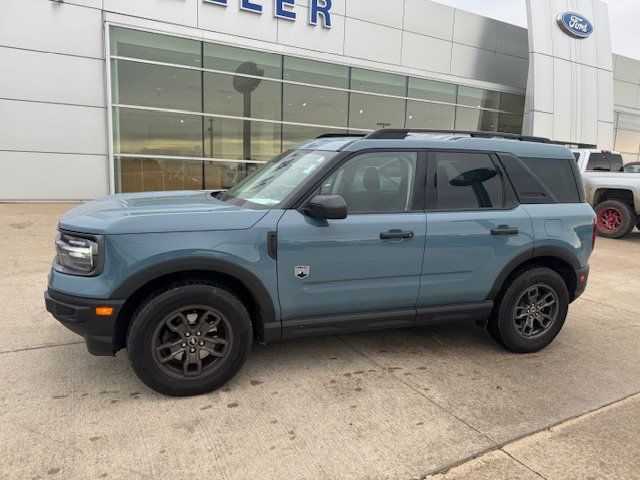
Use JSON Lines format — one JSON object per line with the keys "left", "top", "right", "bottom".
{"left": 1, "top": 203, "right": 639, "bottom": 480}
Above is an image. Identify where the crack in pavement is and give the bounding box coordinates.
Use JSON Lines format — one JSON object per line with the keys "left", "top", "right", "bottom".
{"left": 0, "top": 340, "right": 84, "bottom": 355}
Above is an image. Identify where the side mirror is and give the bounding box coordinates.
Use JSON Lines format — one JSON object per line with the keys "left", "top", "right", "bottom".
{"left": 306, "top": 195, "right": 348, "bottom": 220}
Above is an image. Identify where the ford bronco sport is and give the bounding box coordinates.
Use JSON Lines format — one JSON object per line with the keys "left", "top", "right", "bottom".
{"left": 45, "top": 129, "right": 596, "bottom": 396}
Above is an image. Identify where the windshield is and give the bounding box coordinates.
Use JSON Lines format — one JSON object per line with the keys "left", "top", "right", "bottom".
{"left": 220, "top": 150, "right": 338, "bottom": 208}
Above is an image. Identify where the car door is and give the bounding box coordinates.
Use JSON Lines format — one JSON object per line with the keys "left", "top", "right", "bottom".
{"left": 276, "top": 150, "right": 427, "bottom": 335}
{"left": 417, "top": 151, "right": 533, "bottom": 312}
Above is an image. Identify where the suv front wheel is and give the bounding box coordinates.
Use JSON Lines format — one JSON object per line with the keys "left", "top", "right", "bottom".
{"left": 488, "top": 268, "right": 569, "bottom": 353}
{"left": 127, "top": 282, "right": 252, "bottom": 396}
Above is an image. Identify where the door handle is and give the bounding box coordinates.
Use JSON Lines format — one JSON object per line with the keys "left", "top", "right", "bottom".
{"left": 380, "top": 230, "right": 414, "bottom": 240}
{"left": 491, "top": 226, "right": 519, "bottom": 236}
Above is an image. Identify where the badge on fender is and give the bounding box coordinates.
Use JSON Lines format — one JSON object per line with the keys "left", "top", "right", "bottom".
{"left": 295, "top": 266, "right": 310, "bottom": 279}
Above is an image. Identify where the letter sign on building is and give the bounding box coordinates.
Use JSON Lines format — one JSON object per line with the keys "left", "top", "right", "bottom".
{"left": 204, "top": 0, "right": 332, "bottom": 28}
{"left": 557, "top": 12, "right": 594, "bottom": 38}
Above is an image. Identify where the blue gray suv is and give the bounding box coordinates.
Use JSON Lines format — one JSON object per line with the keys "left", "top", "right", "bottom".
{"left": 45, "top": 130, "right": 596, "bottom": 396}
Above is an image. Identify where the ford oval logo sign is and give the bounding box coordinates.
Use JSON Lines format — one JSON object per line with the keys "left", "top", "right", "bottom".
{"left": 557, "top": 12, "right": 594, "bottom": 38}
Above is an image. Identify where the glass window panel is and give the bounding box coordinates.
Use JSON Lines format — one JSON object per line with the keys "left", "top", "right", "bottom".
{"left": 204, "top": 72, "right": 281, "bottom": 120}
{"left": 203, "top": 43, "right": 281, "bottom": 79}
{"left": 111, "top": 59, "right": 201, "bottom": 111}
{"left": 320, "top": 152, "right": 418, "bottom": 213}
{"left": 110, "top": 27, "right": 201, "bottom": 67}
{"left": 350, "top": 68, "right": 406, "bottom": 96}
{"left": 113, "top": 107, "right": 203, "bottom": 157}
{"left": 349, "top": 93, "right": 405, "bottom": 130}
{"left": 282, "top": 125, "right": 350, "bottom": 151}
{"left": 457, "top": 86, "right": 500, "bottom": 110}
{"left": 204, "top": 161, "right": 262, "bottom": 190}
{"left": 614, "top": 129, "right": 640, "bottom": 154}
{"left": 117, "top": 158, "right": 203, "bottom": 193}
{"left": 283, "top": 56, "right": 349, "bottom": 88}
{"left": 521, "top": 158, "right": 580, "bottom": 203}
{"left": 408, "top": 78, "right": 456, "bottom": 103}
{"left": 500, "top": 93, "right": 525, "bottom": 114}
{"left": 498, "top": 113, "right": 523, "bottom": 134}
{"left": 204, "top": 117, "right": 281, "bottom": 161}
{"left": 283, "top": 84, "right": 348, "bottom": 127}
{"left": 617, "top": 113, "right": 640, "bottom": 132}
{"left": 455, "top": 107, "right": 498, "bottom": 132}
{"left": 435, "top": 152, "right": 503, "bottom": 210}
{"left": 406, "top": 101, "right": 455, "bottom": 129}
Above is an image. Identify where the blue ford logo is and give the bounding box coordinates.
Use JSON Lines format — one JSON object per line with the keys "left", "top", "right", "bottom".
{"left": 557, "top": 12, "right": 594, "bottom": 38}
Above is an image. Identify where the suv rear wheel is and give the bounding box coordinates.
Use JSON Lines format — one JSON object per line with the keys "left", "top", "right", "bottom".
{"left": 488, "top": 268, "right": 569, "bottom": 353}
{"left": 595, "top": 200, "right": 636, "bottom": 238}
{"left": 127, "top": 282, "right": 252, "bottom": 396}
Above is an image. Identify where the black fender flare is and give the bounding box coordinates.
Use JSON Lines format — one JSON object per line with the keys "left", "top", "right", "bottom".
{"left": 485, "top": 246, "right": 581, "bottom": 301}
{"left": 110, "top": 257, "right": 278, "bottom": 339}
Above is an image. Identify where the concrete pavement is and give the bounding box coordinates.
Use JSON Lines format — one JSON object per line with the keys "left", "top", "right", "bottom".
{"left": 1, "top": 203, "right": 639, "bottom": 479}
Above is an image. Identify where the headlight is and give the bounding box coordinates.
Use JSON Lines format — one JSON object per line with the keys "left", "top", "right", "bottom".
{"left": 54, "top": 232, "right": 102, "bottom": 275}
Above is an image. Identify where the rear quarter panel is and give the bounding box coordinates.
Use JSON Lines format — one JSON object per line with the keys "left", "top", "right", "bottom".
{"left": 523, "top": 203, "right": 596, "bottom": 268}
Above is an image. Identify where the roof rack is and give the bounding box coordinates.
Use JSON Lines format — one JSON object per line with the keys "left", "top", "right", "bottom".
{"left": 364, "top": 129, "right": 551, "bottom": 143}
{"left": 315, "top": 133, "right": 367, "bottom": 139}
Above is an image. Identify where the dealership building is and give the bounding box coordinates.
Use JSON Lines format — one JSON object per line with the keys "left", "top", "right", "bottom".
{"left": 2, "top": 0, "right": 640, "bottom": 200}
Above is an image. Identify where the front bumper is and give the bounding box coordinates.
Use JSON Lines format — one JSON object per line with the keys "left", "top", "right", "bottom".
{"left": 44, "top": 288, "right": 124, "bottom": 356}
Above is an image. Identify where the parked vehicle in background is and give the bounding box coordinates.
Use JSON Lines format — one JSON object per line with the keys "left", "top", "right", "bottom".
{"left": 573, "top": 149, "right": 640, "bottom": 238}
{"left": 45, "top": 130, "right": 596, "bottom": 396}
{"left": 623, "top": 162, "right": 640, "bottom": 173}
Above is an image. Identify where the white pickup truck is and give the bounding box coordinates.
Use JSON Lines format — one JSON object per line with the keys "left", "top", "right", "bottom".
{"left": 573, "top": 149, "right": 640, "bottom": 238}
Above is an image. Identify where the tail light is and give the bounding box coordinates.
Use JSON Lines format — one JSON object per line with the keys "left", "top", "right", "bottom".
{"left": 592, "top": 217, "right": 597, "bottom": 249}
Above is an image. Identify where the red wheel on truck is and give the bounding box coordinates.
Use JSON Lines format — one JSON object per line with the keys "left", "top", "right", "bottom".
{"left": 595, "top": 200, "right": 635, "bottom": 239}
{"left": 598, "top": 207, "right": 623, "bottom": 233}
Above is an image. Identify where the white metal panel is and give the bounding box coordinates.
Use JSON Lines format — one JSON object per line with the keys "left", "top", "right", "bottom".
{"left": 345, "top": 0, "right": 404, "bottom": 29}
{"left": 343, "top": 18, "right": 402, "bottom": 65}
{"left": 277, "top": 7, "right": 345, "bottom": 54}
{"left": 104, "top": 0, "right": 199, "bottom": 28}
{"left": 549, "top": 0, "right": 572, "bottom": 61}
{"left": 295, "top": 0, "right": 346, "bottom": 15}
{"left": 593, "top": 0, "right": 613, "bottom": 71}
{"left": 529, "top": 53, "right": 554, "bottom": 113}
{"left": 552, "top": 57, "right": 572, "bottom": 141}
{"left": 525, "top": 0, "right": 552, "bottom": 55}
{"left": 198, "top": 0, "right": 278, "bottom": 43}
{"left": 0, "top": 0, "right": 103, "bottom": 58}
{"left": 531, "top": 111, "right": 555, "bottom": 139}
{"left": 613, "top": 55, "right": 640, "bottom": 84}
{"left": 63, "top": 0, "right": 102, "bottom": 8}
{"left": 597, "top": 67, "right": 614, "bottom": 123}
{"left": 574, "top": 0, "right": 597, "bottom": 67}
{"left": 403, "top": 0, "right": 454, "bottom": 41}
{"left": 0, "top": 152, "right": 109, "bottom": 201}
{"left": 0, "top": 99, "right": 107, "bottom": 155}
{"left": 613, "top": 80, "right": 639, "bottom": 108}
{"left": 0, "top": 47, "right": 105, "bottom": 108}
{"left": 597, "top": 120, "right": 614, "bottom": 150}
{"left": 401, "top": 32, "right": 452, "bottom": 75}
{"left": 579, "top": 65, "right": 598, "bottom": 144}
{"left": 496, "top": 22, "right": 529, "bottom": 59}
{"left": 452, "top": 9, "right": 497, "bottom": 51}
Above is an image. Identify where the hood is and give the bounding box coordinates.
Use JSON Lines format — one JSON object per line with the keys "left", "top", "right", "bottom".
{"left": 59, "top": 191, "right": 269, "bottom": 235}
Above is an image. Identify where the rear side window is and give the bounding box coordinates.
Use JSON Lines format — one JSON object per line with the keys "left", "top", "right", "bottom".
{"left": 435, "top": 152, "right": 504, "bottom": 210}
{"left": 521, "top": 157, "right": 580, "bottom": 203}
{"left": 587, "top": 153, "right": 624, "bottom": 172}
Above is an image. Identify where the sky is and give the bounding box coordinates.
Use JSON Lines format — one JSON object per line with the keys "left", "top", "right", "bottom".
{"left": 435, "top": 0, "right": 640, "bottom": 60}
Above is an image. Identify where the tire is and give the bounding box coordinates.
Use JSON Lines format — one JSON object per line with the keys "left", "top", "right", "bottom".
{"left": 487, "top": 268, "right": 569, "bottom": 353}
{"left": 595, "top": 200, "right": 635, "bottom": 238}
{"left": 127, "top": 282, "right": 252, "bottom": 396}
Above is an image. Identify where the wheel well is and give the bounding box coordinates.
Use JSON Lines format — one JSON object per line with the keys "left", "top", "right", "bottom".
{"left": 497, "top": 256, "right": 577, "bottom": 303}
{"left": 113, "top": 270, "right": 263, "bottom": 352}
{"left": 594, "top": 188, "right": 634, "bottom": 207}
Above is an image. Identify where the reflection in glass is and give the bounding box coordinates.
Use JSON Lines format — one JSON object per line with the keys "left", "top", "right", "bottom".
{"left": 498, "top": 113, "right": 523, "bottom": 134}
{"left": 500, "top": 93, "right": 525, "bottom": 115}
{"left": 406, "top": 101, "right": 455, "bottom": 129}
{"left": 111, "top": 59, "right": 201, "bottom": 112}
{"left": 349, "top": 93, "right": 404, "bottom": 130}
{"left": 110, "top": 27, "right": 201, "bottom": 67}
{"left": 113, "top": 107, "right": 203, "bottom": 157}
{"left": 283, "top": 84, "right": 348, "bottom": 127}
{"left": 455, "top": 107, "right": 498, "bottom": 132}
{"left": 204, "top": 72, "right": 281, "bottom": 120}
{"left": 204, "top": 161, "right": 262, "bottom": 190}
{"left": 457, "top": 86, "right": 500, "bottom": 110}
{"left": 203, "top": 117, "right": 280, "bottom": 161}
{"left": 282, "top": 125, "right": 350, "bottom": 151}
{"left": 118, "top": 158, "right": 203, "bottom": 192}
{"left": 284, "top": 56, "right": 349, "bottom": 88}
{"left": 351, "top": 68, "right": 406, "bottom": 96}
{"left": 408, "top": 78, "right": 456, "bottom": 103}
{"left": 614, "top": 130, "right": 640, "bottom": 154}
{"left": 204, "top": 43, "right": 282, "bottom": 79}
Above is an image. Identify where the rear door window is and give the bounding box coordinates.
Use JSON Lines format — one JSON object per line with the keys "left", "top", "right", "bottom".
{"left": 434, "top": 152, "right": 504, "bottom": 210}
{"left": 586, "top": 153, "right": 624, "bottom": 172}
{"left": 521, "top": 158, "right": 580, "bottom": 203}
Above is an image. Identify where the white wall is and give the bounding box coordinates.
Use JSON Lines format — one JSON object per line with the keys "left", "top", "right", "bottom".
{"left": 1, "top": 0, "right": 531, "bottom": 200}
